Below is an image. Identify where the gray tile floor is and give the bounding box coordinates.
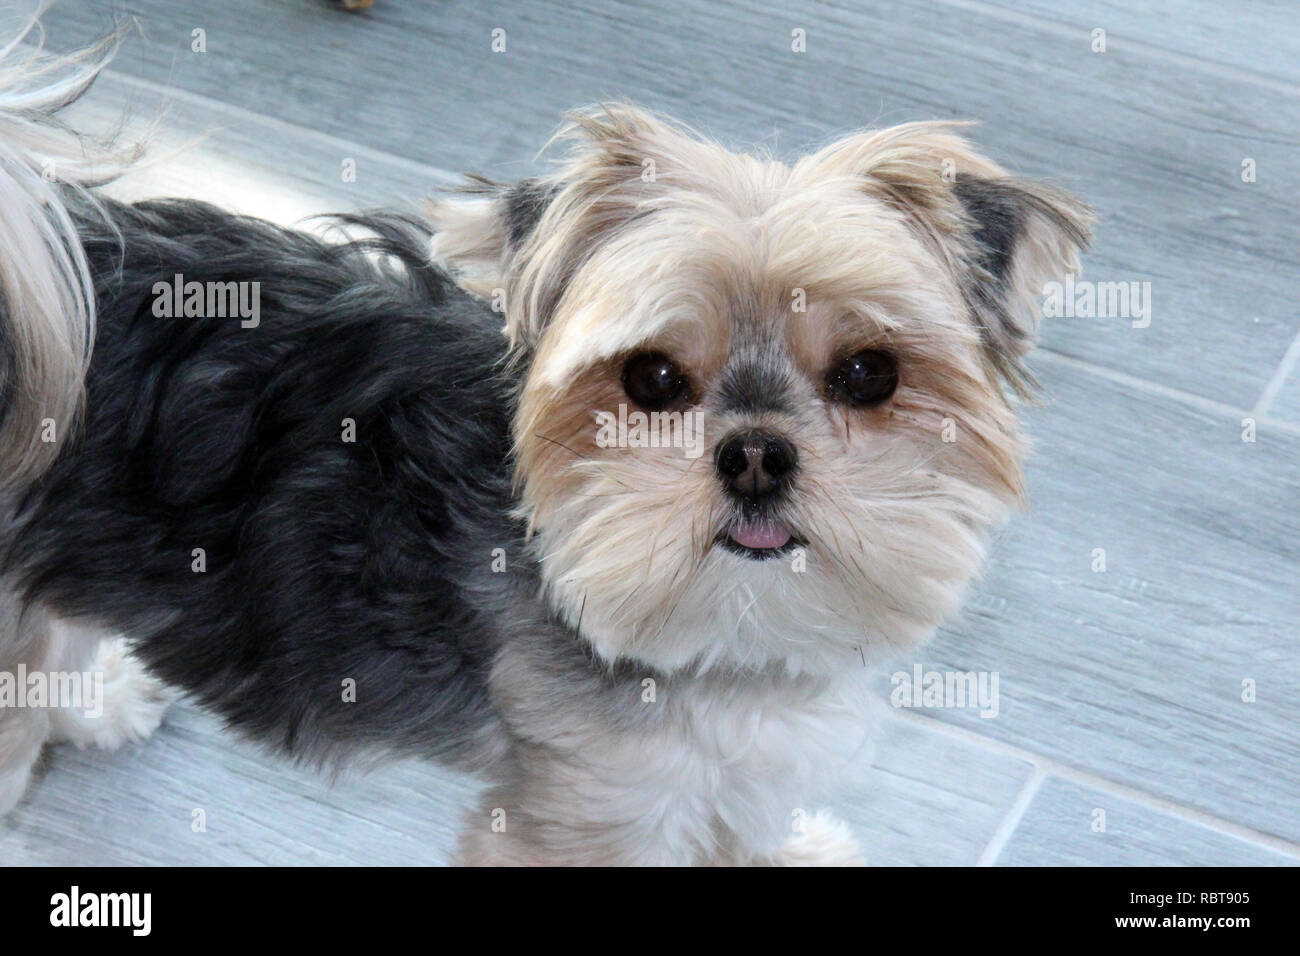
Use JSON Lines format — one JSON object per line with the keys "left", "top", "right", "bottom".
{"left": 1, "top": 0, "right": 1297, "bottom": 866}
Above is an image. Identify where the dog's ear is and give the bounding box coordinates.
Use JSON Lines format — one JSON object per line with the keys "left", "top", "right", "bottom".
{"left": 950, "top": 175, "right": 1091, "bottom": 391}
{"left": 430, "top": 105, "right": 689, "bottom": 349}
{"left": 426, "top": 177, "right": 556, "bottom": 306}
{"left": 808, "top": 123, "right": 1091, "bottom": 392}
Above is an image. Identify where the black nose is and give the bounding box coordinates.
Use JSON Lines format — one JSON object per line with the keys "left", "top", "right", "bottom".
{"left": 715, "top": 430, "right": 797, "bottom": 501}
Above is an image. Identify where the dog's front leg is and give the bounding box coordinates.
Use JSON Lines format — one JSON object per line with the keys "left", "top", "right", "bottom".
{"left": 455, "top": 762, "right": 714, "bottom": 866}
{"left": 700, "top": 806, "right": 867, "bottom": 867}
{"left": 767, "top": 809, "right": 867, "bottom": 866}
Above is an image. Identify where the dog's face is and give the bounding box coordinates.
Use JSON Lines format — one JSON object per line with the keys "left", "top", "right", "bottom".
{"left": 431, "top": 107, "right": 1089, "bottom": 674}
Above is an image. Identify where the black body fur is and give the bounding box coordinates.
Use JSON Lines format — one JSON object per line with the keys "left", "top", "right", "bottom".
{"left": 4, "top": 196, "right": 529, "bottom": 769}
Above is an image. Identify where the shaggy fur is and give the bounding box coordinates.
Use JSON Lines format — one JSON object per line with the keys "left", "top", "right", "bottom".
{"left": 9, "top": 197, "right": 517, "bottom": 769}
{"left": 0, "top": 28, "right": 135, "bottom": 490}
{"left": 0, "top": 29, "right": 1089, "bottom": 865}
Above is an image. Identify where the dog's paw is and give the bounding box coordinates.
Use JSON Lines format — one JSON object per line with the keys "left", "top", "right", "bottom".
{"left": 49, "top": 638, "right": 174, "bottom": 751}
{"left": 772, "top": 810, "right": 867, "bottom": 866}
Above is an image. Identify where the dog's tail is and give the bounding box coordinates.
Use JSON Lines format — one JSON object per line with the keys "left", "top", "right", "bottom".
{"left": 0, "top": 19, "right": 134, "bottom": 490}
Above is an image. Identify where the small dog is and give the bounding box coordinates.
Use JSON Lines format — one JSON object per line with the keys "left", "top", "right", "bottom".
{"left": 0, "top": 31, "right": 1088, "bottom": 864}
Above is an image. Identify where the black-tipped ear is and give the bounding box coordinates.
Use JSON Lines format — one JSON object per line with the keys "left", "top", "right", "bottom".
{"left": 427, "top": 177, "right": 556, "bottom": 303}
{"left": 502, "top": 179, "right": 556, "bottom": 248}
{"left": 808, "top": 121, "right": 1091, "bottom": 392}
{"left": 954, "top": 176, "right": 1091, "bottom": 392}
{"left": 431, "top": 105, "right": 694, "bottom": 348}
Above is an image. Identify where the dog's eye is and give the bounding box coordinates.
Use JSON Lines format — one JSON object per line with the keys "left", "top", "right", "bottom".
{"left": 622, "top": 352, "right": 688, "bottom": 410}
{"left": 826, "top": 349, "right": 899, "bottom": 407}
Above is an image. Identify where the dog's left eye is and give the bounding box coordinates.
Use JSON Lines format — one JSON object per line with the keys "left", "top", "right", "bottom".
{"left": 826, "top": 349, "right": 899, "bottom": 407}
{"left": 621, "top": 352, "right": 688, "bottom": 410}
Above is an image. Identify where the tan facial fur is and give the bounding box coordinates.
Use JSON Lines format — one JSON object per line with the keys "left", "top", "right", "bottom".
{"left": 430, "top": 105, "right": 1090, "bottom": 675}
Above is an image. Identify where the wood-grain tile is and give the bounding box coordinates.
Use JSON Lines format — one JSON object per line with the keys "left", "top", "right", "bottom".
{"left": 967, "top": 0, "right": 1300, "bottom": 87}
{"left": 879, "top": 350, "right": 1300, "bottom": 844}
{"left": 995, "top": 776, "right": 1298, "bottom": 866}
{"left": 36, "top": 0, "right": 1300, "bottom": 410}
{"left": 0, "top": 0, "right": 1294, "bottom": 867}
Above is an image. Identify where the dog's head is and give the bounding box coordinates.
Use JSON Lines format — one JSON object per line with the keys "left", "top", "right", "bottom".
{"left": 430, "top": 106, "right": 1089, "bottom": 673}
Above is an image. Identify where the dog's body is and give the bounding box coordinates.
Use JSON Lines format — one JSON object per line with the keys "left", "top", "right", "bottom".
{"left": 0, "top": 33, "right": 1088, "bottom": 864}
{"left": 7, "top": 196, "right": 515, "bottom": 770}
{"left": 2, "top": 194, "right": 873, "bottom": 863}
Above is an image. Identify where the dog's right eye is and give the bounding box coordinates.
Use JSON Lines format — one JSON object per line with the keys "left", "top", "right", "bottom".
{"left": 621, "top": 352, "right": 688, "bottom": 410}
{"left": 825, "top": 348, "right": 899, "bottom": 407}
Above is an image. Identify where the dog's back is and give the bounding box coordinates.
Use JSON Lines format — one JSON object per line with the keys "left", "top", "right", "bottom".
{"left": 5, "top": 195, "right": 519, "bottom": 769}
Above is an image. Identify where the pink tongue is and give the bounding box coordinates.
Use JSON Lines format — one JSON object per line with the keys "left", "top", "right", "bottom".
{"left": 730, "top": 521, "right": 791, "bottom": 550}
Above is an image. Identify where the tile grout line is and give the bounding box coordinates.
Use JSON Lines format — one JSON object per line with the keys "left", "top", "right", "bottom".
{"left": 1251, "top": 323, "right": 1300, "bottom": 418}
{"left": 59, "top": 0, "right": 1300, "bottom": 103}
{"left": 975, "top": 765, "right": 1046, "bottom": 866}
{"left": 931, "top": 0, "right": 1300, "bottom": 98}
{"left": 82, "top": 60, "right": 1300, "bottom": 435}
{"left": 92, "top": 61, "right": 464, "bottom": 186}
{"left": 1035, "top": 347, "right": 1300, "bottom": 437}
{"left": 88, "top": 63, "right": 1300, "bottom": 866}
{"left": 14, "top": 9, "right": 1293, "bottom": 867}
{"left": 897, "top": 709, "right": 1300, "bottom": 860}
{"left": 21, "top": 40, "right": 464, "bottom": 185}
